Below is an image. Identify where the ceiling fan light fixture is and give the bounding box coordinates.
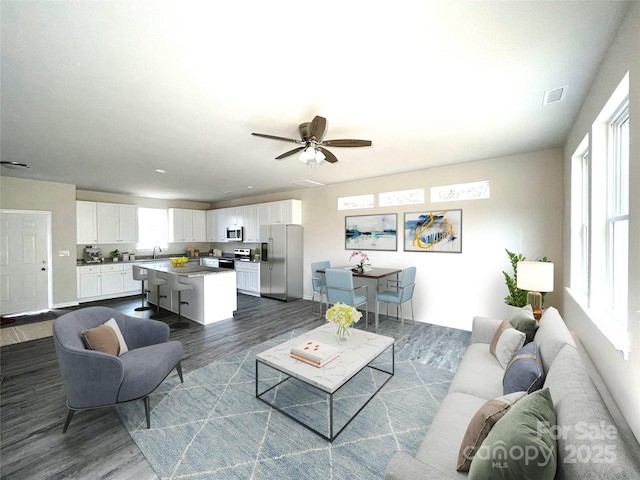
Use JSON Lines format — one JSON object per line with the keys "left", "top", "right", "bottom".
{"left": 315, "top": 149, "right": 326, "bottom": 164}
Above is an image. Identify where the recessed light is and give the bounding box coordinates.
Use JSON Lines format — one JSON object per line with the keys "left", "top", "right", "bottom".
{"left": 155, "top": 169, "right": 167, "bottom": 174}
{"left": 247, "top": 186, "right": 253, "bottom": 189}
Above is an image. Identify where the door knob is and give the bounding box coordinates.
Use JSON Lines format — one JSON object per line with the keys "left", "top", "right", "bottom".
{"left": 41, "top": 267, "right": 46, "bottom": 271}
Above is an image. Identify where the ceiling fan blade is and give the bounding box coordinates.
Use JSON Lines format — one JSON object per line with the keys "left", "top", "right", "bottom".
{"left": 251, "top": 132, "right": 303, "bottom": 144}
{"left": 275, "top": 146, "right": 305, "bottom": 160}
{"left": 308, "top": 116, "right": 327, "bottom": 141}
{"left": 317, "top": 146, "right": 338, "bottom": 163}
{"left": 321, "top": 139, "right": 372, "bottom": 147}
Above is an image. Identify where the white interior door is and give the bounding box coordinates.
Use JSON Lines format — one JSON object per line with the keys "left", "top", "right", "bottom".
{"left": 0, "top": 210, "right": 51, "bottom": 315}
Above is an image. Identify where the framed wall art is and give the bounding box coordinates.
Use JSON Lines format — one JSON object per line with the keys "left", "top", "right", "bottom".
{"left": 345, "top": 213, "right": 397, "bottom": 251}
{"left": 404, "top": 209, "right": 462, "bottom": 253}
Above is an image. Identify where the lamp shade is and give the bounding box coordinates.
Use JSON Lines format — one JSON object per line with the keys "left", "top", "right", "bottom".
{"left": 517, "top": 261, "right": 554, "bottom": 292}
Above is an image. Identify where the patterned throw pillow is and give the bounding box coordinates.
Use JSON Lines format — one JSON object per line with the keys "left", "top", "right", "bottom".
{"left": 456, "top": 391, "right": 527, "bottom": 471}
{"left": 503, "top": 342, "right": 545, "bottom": 395}
{"left": 490, "top": 320, "right": 526, "bottom": 369}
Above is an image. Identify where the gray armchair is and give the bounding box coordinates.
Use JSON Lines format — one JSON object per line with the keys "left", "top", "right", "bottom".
{"left": 52, "top": 306, "right": 183, "bottom": 433}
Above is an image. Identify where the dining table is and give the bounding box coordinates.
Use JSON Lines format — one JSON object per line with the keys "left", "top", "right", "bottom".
{"left": 316, "top": 266, "right": 402, "bottom": 330}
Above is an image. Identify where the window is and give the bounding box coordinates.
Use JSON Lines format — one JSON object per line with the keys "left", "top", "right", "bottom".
{"left": 606, "top": 103, "right": 629, "bottom": 320}
{"left": 569, "top": 72, "right": 629, "bottom": 354}
{"left": 579, "top": 150, "right": 590, "bottom": 296}
{"left": 137, "top": 208, "right": 168, "bottom": 250}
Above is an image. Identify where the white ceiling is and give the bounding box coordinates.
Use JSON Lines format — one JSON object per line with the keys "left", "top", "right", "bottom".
{"left": 0, "top": 1, "right": 630, "bottom": 203}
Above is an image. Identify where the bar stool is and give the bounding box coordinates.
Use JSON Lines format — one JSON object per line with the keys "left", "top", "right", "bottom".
{"left": 167, "top": 274, "right": 193, "bottom": 329}
{"left": 132, "top": 265, "right": 152, "bottom": 312}
{"left": 146, "top": 269, "right": 168, "bottom": 317}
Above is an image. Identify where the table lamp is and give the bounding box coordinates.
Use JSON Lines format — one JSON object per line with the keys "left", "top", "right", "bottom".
{"left": 517, "top": 261, "right": 554, "bottom": 320}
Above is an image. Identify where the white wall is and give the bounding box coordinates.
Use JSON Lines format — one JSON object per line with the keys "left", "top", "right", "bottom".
{"left": 562, "top": 2, "right": 640, "bottom": 441}
{"left": 215, "top": 147, "right": 564, "bottom": 332}
{"left": 0, "top": 177, "right": 78, "bottom": 308}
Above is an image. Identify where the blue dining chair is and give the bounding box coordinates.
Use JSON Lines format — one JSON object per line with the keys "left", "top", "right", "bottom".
{"left": 325, "top": 268, "right": 369, "bottom": 327}
{"left": 375, "top": 267, "right": 416, "bottom": 327}
{"left": 310, "top": 260, "right": 330, "bottom": 315}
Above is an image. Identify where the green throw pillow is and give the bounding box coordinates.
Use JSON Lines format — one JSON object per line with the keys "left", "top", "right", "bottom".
{"left": 468, "top": 388, "right": 557, "bottom": 480}
{"left": 510, "top": 304, "right": 538, "bottom": 343}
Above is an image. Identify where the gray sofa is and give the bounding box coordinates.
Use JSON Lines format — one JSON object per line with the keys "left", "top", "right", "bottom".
{"left": 385, "top": 307, "right": 640, "bottom": 479}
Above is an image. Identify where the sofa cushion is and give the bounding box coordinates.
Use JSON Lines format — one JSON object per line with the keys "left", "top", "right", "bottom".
{"left": 503, "top": 342, "right": 545, "bottom": 395}
{"left": 533, "top": 307, "right": 575, "bottom": 372}
{"left": 490, "top": 320, "right": 526, "bottom": 369}
{"left": 509, "top": 304, "right": 538, "bottom": 343}
{"left": 81, "top": 318, "right": 129, "bottom": 356}
{"left": 456, "top": 391, "right": 527, "bottom": 471}
{"left": 448, "top": 343, "right": 506, "bottom": 399}
{"left": 468, "top": 388, "right": 557, "bottom": 479}
{"left": 414, "top": 392, "right": 487, "bottom": 478}
{"left": 544, "top": 345, "right": 640, "bottom": 480}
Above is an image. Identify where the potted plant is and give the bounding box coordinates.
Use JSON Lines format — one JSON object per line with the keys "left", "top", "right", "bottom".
{"left": 502, "top": 248, "right": 549, "bottom": 310}
{"left": 110, "top": 249, "right": 120, "bottom": 262}
{"left": 254, "top": 247, "right": 261, "bottom": 260}
{"left": 349, "top": 250, "right": 370, "bottom": 273}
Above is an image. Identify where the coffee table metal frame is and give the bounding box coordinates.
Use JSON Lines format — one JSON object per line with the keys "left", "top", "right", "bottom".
{"left": 255, "top": 329, "right": 394, "bottom": 442}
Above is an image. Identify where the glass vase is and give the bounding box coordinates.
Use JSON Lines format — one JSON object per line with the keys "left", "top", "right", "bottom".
{"left": 336, "top": 324, "right": 350, "bottom": 340}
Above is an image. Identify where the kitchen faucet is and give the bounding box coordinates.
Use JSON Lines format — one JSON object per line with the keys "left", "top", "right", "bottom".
{"left": 153, "top": 246, "right": 162, "bottom": 259}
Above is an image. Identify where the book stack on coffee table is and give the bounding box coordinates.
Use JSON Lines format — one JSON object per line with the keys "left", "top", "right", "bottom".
{"left": 290, "top": 340, "right": 339, "bottom": 368}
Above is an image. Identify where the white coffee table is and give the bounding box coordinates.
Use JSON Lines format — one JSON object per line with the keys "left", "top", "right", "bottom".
{"left": 255, "top": 323, "right": 394, "bottom": 441}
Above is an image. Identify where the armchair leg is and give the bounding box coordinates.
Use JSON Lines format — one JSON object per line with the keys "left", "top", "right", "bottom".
{"left": 176, "top": 361, "right": 184, "bottom": 383}
{"left": 144, "top": 396, "right": 151, "bottom": 429}
{"left": 62, "top": 408, "right": 75, "bottom": 433}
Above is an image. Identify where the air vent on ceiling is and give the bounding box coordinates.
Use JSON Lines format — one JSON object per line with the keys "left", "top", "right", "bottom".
{"left": 543, "top": 86, "right": 568, "bottom": 105}
{"left": 291, "top": 179, "right": 325, "bottom": 188}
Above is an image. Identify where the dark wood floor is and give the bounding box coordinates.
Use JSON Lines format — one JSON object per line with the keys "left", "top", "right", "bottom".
{"left": 0, "top": 294, "right": 470, "bottom": 480}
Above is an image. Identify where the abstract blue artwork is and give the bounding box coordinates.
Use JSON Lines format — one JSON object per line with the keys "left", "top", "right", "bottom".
{"left": 345, "top": 214, "right": 397, "bottom": 251}
{"left": 404, "top": 210, "right": 462, "bottom": 253}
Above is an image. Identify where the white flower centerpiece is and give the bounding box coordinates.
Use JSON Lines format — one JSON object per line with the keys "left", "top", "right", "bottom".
{"left": 349, "top": 250, "right": 370, "bottom": 273}
{"left": 326, "top": 302, "right": 363, "bottom": 340}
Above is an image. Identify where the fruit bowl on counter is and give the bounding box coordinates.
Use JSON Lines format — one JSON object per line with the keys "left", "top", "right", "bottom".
{"left": 169, "top": 256, "right": 189, "bottom": 267}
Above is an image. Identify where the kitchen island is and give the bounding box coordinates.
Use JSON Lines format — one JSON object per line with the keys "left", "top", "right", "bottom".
{"left": 143, "top": 263, "right": 237, "bottom": 325}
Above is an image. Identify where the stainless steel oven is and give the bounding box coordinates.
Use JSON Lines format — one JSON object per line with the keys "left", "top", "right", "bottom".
{"left": 218, "top": 257, "right": 235, "bottom": 269}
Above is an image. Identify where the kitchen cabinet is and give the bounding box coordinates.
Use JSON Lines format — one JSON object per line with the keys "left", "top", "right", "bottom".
{"left": 192, "top": 210, "right": 206, "bottom": 242}
{"left": 217, "top": 209, "right": 229, "bottom": 242}
{"left": 242, "top": 205, "right": 260, "bottom": 242}
{"left": 235, "top": 261, "right": 260, "bottom": 297}
{"left": 97, "top": 203, "right": 138, "bottom": 244}
{"left": 77, "top": 265, "right": 101, "bottom": 298}
{"left": 169, "top": 209, "right": 207, "bottom": 243}
{"left": 257, "top": 200, "right": 302, "bottom": 226}
{"left": 206, "top": 210, "right": 218, "bottom": 242}
{"left": 76, "top": 201, "right": 98, "bottom": 244}
{"left": 77, "top": 263, "right": 141, "bottom": 301}
{"left": 200, "top": 257, "right": 219, "bottom": 268}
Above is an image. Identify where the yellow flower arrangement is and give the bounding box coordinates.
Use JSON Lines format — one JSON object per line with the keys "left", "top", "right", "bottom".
{"left": 326, "top": 302, "right": 363, "bottom": 339}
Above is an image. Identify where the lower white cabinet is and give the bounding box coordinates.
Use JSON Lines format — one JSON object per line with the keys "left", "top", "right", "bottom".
{"left": 77, "top": 263, "right": 141, "bottom": 301}
{"left": 235, "top": 262, "right": 260, "bottom": 297}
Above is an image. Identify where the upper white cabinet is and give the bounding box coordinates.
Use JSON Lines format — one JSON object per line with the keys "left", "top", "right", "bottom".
{"left": 169, "top": 208, "right": 207, "bottom": 243}
{"left": 243, "top": 205, "right": 260, "bottom": 242}
{"left": 206, "top": 210, "right": 218, "bottom": 242}
{"left": 97, "top": 202, "right": 138, "bottom": 244}
{"left": 77, "top": 201, "right": 98, "bottom": 244}
{"left": 258, "top": 200, "right": 302, "bottom": 225}
{"left": 192, "top": 210, "right": 206, "bottom": 242}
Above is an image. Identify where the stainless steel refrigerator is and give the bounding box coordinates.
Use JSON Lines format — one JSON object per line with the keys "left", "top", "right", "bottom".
{"left": 260, "top": 224, "right": 303, "bottom": 301}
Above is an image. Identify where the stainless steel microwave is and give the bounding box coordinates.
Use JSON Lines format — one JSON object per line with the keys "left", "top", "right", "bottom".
{"left": 226, "top": 226, "right": 243, "bottom": 241}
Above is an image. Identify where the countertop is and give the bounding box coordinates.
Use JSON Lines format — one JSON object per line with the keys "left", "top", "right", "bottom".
{"left": 142, "top": 263, "right": 234, "bottom": 278}
{"left": 77, "top": 256, "right": 259, "bottom": 266}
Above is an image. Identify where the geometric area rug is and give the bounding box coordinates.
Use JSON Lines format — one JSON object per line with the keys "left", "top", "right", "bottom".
{"left": 115, "top": 329, "right": 455, "bottom": 480}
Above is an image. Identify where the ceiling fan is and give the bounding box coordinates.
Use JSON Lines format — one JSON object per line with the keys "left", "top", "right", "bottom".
{"left": 251, "top": 115, "right": 372, "bottom": 164}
